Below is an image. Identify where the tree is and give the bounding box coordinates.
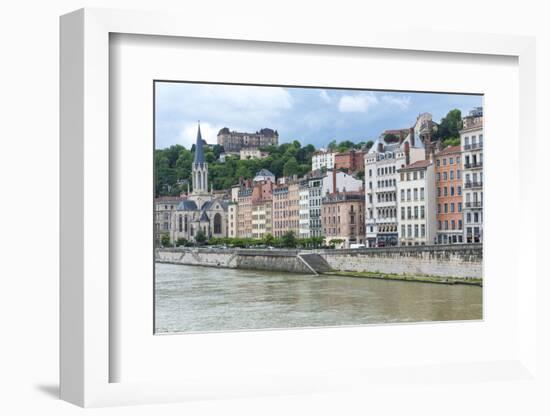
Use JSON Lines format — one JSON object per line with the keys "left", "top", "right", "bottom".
{"left": 435, "top": 109, "right": 462, "bottom": 141}
{"left": 195, "top": 230, "right": 207, "bottom": 245}
{"left": 281, "top": 231, "right": 297, "bottom": 248}
{"left": 283, "top": 157, "right": 299, "bottom": 177}
{"left": 262, "top": 233, "right": 275, "bottom": 246}
{"left": 160, "top": 233, "right": 171, "bottom": 247}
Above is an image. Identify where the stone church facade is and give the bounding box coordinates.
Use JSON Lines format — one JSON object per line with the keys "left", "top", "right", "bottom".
{"left": 171, "top": 123, "right": 229, "bottom": 242}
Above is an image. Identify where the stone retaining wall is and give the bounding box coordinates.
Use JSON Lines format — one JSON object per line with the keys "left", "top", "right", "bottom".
{"left": 156, "top": 244, "right": 482, "bottom": 279}
{"left": 319, "top": 244, "right": 482, "bottom": 278}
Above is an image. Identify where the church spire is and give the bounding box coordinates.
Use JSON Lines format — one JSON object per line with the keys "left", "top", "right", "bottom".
{"left": 193, "top": 121, "right": 206, "bottom": 164}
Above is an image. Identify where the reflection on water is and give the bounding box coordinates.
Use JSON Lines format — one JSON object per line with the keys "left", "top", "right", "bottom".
{"left": 154, "top": 263, "right": 482, "bottom": 334}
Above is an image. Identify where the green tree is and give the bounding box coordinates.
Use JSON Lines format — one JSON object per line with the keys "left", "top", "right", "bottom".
{"left": 195, "top": 230, "right": 207, "bottom": 245}
{"left": 283, "top": 157, "right": 299, "bottom": 177}
{"left": 435, "top": 109, "right": 462, "bottom": 141}
{"left": 281, "top": 231, "right": 297, "bottom": 248}
{"left": 160, "top": 233, "right": 171, "bottom": 247}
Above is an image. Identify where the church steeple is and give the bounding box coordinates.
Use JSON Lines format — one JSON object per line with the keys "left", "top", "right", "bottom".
{"left": 192, "top": 121, "right": 208, "bottom": 194}
{"left": 193, "top": 121, "right": 206, "bottom": 164}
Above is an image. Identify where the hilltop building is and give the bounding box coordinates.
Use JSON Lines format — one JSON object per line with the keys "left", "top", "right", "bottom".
{"left": 311, "top": 150, "right": 337, "bottom": 171}
{"left": 217, "top": 127, "right": 278, "bottom": 154}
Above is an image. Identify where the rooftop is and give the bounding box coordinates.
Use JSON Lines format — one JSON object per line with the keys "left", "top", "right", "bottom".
{"left": 398, "top": 159, "right": 432, "bottom": 171}
{"left": 436, "top": 145, "right": 461, "bottom": 156}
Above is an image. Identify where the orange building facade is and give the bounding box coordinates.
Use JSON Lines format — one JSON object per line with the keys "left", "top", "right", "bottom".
{"left": 272, "top": 181, "right": 300, "bottom": 237}
{"left": 435, "top": 145, "right": 463, "bottom": 244}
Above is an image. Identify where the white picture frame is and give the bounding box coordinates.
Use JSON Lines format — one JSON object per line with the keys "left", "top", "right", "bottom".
{"left": 60, "top": 7, "right": 538, "bottom": 408}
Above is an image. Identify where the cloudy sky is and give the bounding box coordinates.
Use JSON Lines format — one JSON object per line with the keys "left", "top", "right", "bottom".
{"left": 155, "top": 82, "right": 483, "bottom": 150}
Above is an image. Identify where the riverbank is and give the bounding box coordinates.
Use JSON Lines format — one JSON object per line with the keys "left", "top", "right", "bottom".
{"left": 156, "top": 244, "right": 482, "bottom": 284}
{"left": 323, "top": 270, "right": 482, "bottom": 286}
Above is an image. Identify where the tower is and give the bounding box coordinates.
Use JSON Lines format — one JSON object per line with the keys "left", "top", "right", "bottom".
{"left": 192, "top": 122, "right": 208, "bottom": 194}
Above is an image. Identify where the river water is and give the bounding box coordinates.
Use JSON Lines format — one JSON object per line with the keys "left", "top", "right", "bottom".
{"left": 155, "top": 263, "right": 482, "bottom": 334}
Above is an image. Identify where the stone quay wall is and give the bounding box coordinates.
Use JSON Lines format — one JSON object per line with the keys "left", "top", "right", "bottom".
{"left": 156, "top": 248, "right": 313, "bottom": 274}
{"left": 318, "top": 244, "right": 482, "bottom": 279}
{"left": 156, "top": 244, "right": 482, "bottom": 279}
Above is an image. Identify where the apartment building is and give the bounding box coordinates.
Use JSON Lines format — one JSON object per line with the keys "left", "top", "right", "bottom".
{"left": 364, "top": 113, "right": 432, "bottom": 247}
{"left": 298, "top": 182, "right": 310, "bottom": 238}
{"left": 461, "top": 108, "right": 484, "bottom": 243}
{"left": 272, "top": 180, "right": 300, "bottom": 237}
{"left": 251, "top": 179, "right": 274, "bottom": 239}
{"left": 307, "top": 174, "right": 324, "bottom": 238}
{"left": 311, "top": 150, "right": 337, "bottom": 171}
{"left": 435, "top": 145, "right": 464, "bottom": 244}
{"left": 321, "top": 191, "right": 365, "bottom": 248}
{"left": 334, "top": 149, "right": 367, "bottom": 173}
{"left": 397, "top": 160, "right": 437, "bottom": 246}
{"left": 237, "top": 186, "right": 253, "bottom": 238}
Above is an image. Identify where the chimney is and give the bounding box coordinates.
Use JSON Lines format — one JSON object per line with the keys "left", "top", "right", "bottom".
{"left": 399, "top": 130, "right": 405, "bottom": 144}
{"left": 377, "top": 141, "right": 384, "bottom": 153}
{"left": 404, "top": 141, "right": 410, "bottom": 166}
{"left": 409, "top": 127, "right": 415, "bottom": 147}
{"left": 332, "top": 169, "right": 337, "bottom": 194}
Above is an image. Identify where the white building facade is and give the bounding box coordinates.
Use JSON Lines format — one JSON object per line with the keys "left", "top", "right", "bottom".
{"left": 397, "top": 160, "right": 437, "bottom": 245}
{"left": 307, "top": 174, "right": 324, "bottom": 238}
{"left": 298, "top": 183, "right": 310, "bottom": 238}
{"left": 364, "top": 114, "right": 432, "bottom": 247}
{"left": 460, "top": 107, "right": 484, "bottom": 243}
{"left": 311, "top": 150, "right": 336, "bottom": 171}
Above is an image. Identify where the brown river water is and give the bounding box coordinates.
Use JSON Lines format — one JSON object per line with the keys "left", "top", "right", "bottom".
{"left": 154, "top": 262, "right": 482, "bottom": 334}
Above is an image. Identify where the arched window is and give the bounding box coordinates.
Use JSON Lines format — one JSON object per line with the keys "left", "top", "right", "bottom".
{"left": 178, "top": 215, "right": 183, "bottom": 232}
{"left": 214, "top": 213, "right": 222, "bottom": 234}
{"left": 197, "top": 171, "right": 202, "bottom": 191}
{"left": 184, "top": 215, "right": 188, "bottom": 232}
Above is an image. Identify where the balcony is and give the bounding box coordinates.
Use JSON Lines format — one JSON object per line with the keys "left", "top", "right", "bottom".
{"left": 464, "top": 161, "right": 483, "bottom": 169}
{"left": 464, "top": 181, "right": 483, "bottom": 189}
{"left": 464, "top": 142, "right": 483, "bottom": 150}
{"left": 465, "top": 201, "right": 483, "bottom": 208}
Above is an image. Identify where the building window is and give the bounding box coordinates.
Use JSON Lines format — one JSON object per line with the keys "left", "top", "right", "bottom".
{"left": 401, "top": 225, "right": 405, "bottom": 236}
{"left": 458, "top": 219, "right": 463, "bottom": 229}
{"left": 414, "top": 224, "right": 419, "bottom": 237}
{"left": 407, "top": 207, "right": 411, "bottom": 219}
{"left": 420, "top": 170, "right": 425, "bottom": 179}
{"left": 450, "top": 170, "right": 454, "bottom": 180}
{"left": 450, "top": 203, "right": 455, "bottom": 213}
{"left": 420, "top": 206, "right": 425, "bottom": 219}
{"left": 450, "top": 186, "right": 455, "bottom": 196}
{"left": 413, "top": 188, "right": 418, "bottom": 200}
{"left": 421, "top": 224, "right": 425, "bottom": 237}
{"left": 401, "top": 207, "right": 405, "bottom": 220}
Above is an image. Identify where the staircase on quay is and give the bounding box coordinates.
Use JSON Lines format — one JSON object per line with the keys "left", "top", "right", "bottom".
{"left": 298, "top": 253, "right": 332, "bottom": 275}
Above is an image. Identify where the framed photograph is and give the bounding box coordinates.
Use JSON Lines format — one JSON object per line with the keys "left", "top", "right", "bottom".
{"left": 60, "top": 8, "right": 538, "bottom": 407}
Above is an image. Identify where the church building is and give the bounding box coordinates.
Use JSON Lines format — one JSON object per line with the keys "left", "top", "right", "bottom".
{"left": 171, "top": 123, "right": 229, "bottom": 242}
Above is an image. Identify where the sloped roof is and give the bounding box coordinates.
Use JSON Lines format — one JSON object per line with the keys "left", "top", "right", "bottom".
{"left": 199, "top": 211, "right": 209, "bottom": 222}
{"left": 176, "top": 200, "right": 198, "bottom": 211}
{"left": 255, "top": 168, "right": 275, "bottom": 177}
{"left": 436, "top": 145, "right": 461, "bottom": 156}
{"left": 398, "top": 160, "right": 432, "bottom": 171}
{"left": 201, "top": 198, "right": 228, "bottom": 211}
